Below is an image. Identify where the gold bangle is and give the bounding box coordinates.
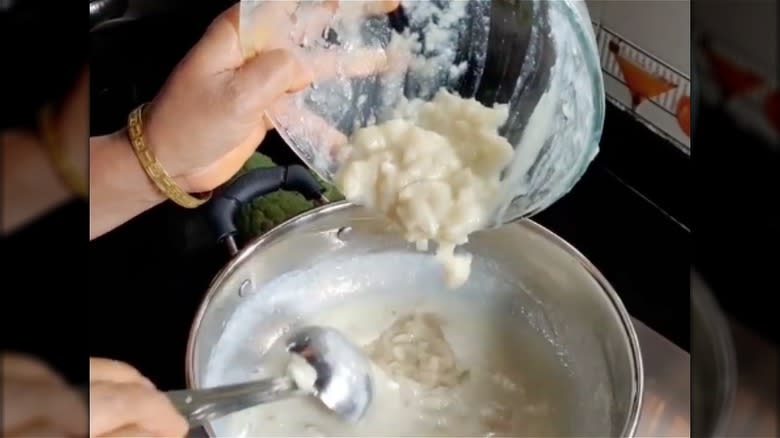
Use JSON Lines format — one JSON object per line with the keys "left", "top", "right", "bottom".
{"left": 38, "top": 105, "right": 88, "bottom": 199}
{"left": 127, "top": 103, "right": 212, "bottom": 209}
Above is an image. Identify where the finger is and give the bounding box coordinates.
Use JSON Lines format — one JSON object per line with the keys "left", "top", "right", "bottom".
{"left": 300, "top": 37, "right": 410, "bottom": 84}
{"left": 100, "top": 424, "right": 156, "bottom": 438}
{"left": 361, "top": 0, "right": 402, "bottom": 16}
{"left": 269, "top": 98, "right": 349, "bottom": 160}
{"left": 2, "top": 380, "right": 87, "bottom": 435}
{"left": 292, "top": 0, "right": 400, "bottom": 45}
{"left": 242, "top": 0, "right": 399, "bottom": 53}
{"left": 237, "top": 1, "right": 299, "bottom": 57}
{"left": 89, "top": 358, "right": 155, "bottom": 388}
{"left": 330, "top": 0, "right": 400, "bottom": 18}
{"left": 291, "top": 1, "right": 338, "bottom": 45}
{"left": 229, "top": 49, "right": 313, "bottom": 118}
{"left": 263, "top": 113, "right": 275, "bottom": 132}
{"left": 306, "top": 47, "right": 389, "bottom": 81}
{"left": 1, "top": 353, "right": 65, "bottom": 384}
{"left": 6, "top": 420, "right": 68, "bottom": 438}
{"left": 89, "top": 382, "right": 188, "bottom": 438}
{"left": 183, "top": 1, "right": 273, "bottom": 73}
{"left": 360, "top": 0, "right": 401, "bottom": 16}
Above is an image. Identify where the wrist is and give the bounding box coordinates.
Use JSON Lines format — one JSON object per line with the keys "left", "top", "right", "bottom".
{"left": 91, "top": 130, "right": 166, "bottom": 206}
{"left": 142, "top": 101, "right": 190, "bottom": 186}
{"left": 90, "top": 129, "right": 177, "bottom": 239}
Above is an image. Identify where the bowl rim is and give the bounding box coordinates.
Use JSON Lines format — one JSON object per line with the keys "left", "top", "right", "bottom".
{"left": 266, "top": 0, "right": 607, "bottom": 210}
{"left": 510, "top": 0, "right": 607, "bottom": 221}
{"left": 185, "top": 201, "right": 644, "bottom": 437}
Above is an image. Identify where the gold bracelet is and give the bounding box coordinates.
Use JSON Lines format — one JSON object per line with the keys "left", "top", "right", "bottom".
{"left": 127, "top": 104, "right": 212, "bottom": 209}
{"left": 38, "top": 105, "right": 88, "bottom": 199}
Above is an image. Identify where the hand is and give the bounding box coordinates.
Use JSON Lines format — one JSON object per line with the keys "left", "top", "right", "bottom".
{"left": 143, "top": 0, "right": 400, "bottom": 194}
{"left": 1, "top": 353, "right": 87, "bottom": 437}
{"left": 89, "top": 358, "right": 188, "bottom": 438}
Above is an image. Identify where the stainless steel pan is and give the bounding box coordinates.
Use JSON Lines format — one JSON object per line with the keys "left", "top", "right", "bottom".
{"left": 185, "top": 167, "right": 644, "bottom": 437}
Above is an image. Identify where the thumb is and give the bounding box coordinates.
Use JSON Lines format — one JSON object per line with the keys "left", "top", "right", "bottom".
{"left": 228, "top": 49, "right": 312, "bottom": 117}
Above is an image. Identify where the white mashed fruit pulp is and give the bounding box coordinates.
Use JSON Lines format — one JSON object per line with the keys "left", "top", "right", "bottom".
{"left": 222, "top": 296, "right": 573, "bottom": 437}
{"left": 334, "top": 90, "right": 514, "bottom": 288}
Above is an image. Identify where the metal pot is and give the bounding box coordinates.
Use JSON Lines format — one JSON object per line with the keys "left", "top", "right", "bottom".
{"left": 691, "top": 270, "right": 736, "bottom": 437}
{"left": 185, "top": 166, "right": 644, "bottom": 437}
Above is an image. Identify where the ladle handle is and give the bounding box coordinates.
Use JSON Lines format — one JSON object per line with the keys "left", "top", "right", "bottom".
{"left": 166, "top": 377, "right": 299, "bottom": 429}
{"left": 207, "top": 165, "right": 326, "bottom": 247}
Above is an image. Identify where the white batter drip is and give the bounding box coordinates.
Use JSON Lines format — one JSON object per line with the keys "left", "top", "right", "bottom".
{"left": 220, "top": 295, "right": 573, "bottom": 437}
{"left": 335, "top": 90, "right": 514, "bottom": 288}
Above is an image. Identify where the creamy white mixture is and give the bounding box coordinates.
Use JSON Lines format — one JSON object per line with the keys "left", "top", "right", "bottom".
{"left": 335, "top": 90, "right": 514, "bottom": 287}
{"left": 222, "top": 295, "right": 573, "bottom": 437}
{"left": 288, "top": 354, "right": 318, "bottom": 394}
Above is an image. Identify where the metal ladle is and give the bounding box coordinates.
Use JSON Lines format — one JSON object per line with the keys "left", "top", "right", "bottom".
{"left": 167, "top": 326, "right": 373, "bottom": 428}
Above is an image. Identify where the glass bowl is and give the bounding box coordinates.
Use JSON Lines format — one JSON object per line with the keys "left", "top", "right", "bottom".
{"left": 240, "top": 0, "right": 604, "bottom": 225}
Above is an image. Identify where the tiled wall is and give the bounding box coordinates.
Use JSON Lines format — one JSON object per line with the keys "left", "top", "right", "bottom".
{"left": 693, "top": 1, "right": 778, "bottom": 145}
{"left": 586, "top": 0, "right": 692, "bottom": 153}
{"left": 585, "top": 0, "right": 778, "bottom": 152}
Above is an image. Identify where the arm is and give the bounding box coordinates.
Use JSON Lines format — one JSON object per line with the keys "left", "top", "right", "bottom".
{"left": 0, "top": 130, "right": 74, "bottom": 235}
{"left": 89, "top": 130, "right": 166, "bottom": 240}
{"left": 2, "top": 66, "right": 90, "bottom": 236}
{"left": 89, "top": 0, "right": 394, "bottom": 240}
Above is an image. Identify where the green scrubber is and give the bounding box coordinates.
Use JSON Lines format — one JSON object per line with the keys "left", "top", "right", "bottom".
{"left": 236, "top": 152, "right": 344, "bottom": 238}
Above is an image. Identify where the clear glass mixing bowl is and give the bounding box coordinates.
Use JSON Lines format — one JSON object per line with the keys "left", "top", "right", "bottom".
{"left": 240, "top": 0, "right": 604, "bottom": 225}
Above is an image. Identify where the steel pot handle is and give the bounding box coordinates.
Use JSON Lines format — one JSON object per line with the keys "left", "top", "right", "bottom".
{"left": 207, "top": 165, "right": 327, "bottom": 254}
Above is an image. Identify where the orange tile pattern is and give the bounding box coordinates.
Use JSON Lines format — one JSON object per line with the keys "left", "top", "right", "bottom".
{"left": 593, "top": 20, "right": 778, "bottom": 148}
{"left": 594, "top": 25, "right": 691, "bottom": 151}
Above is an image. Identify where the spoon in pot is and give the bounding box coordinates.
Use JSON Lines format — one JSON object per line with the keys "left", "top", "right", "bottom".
{"left": 166, "top": 326, "right": 373, "bottom": 428}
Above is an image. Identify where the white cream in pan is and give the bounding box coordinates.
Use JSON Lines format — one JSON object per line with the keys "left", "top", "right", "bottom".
{"left": 221, "top": 294, "right": 573, "bottom": 437}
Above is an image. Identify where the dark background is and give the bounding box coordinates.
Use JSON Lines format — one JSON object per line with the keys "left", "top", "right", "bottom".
{"left": 0, "top": 0, "right": 86, "bottom": 130}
